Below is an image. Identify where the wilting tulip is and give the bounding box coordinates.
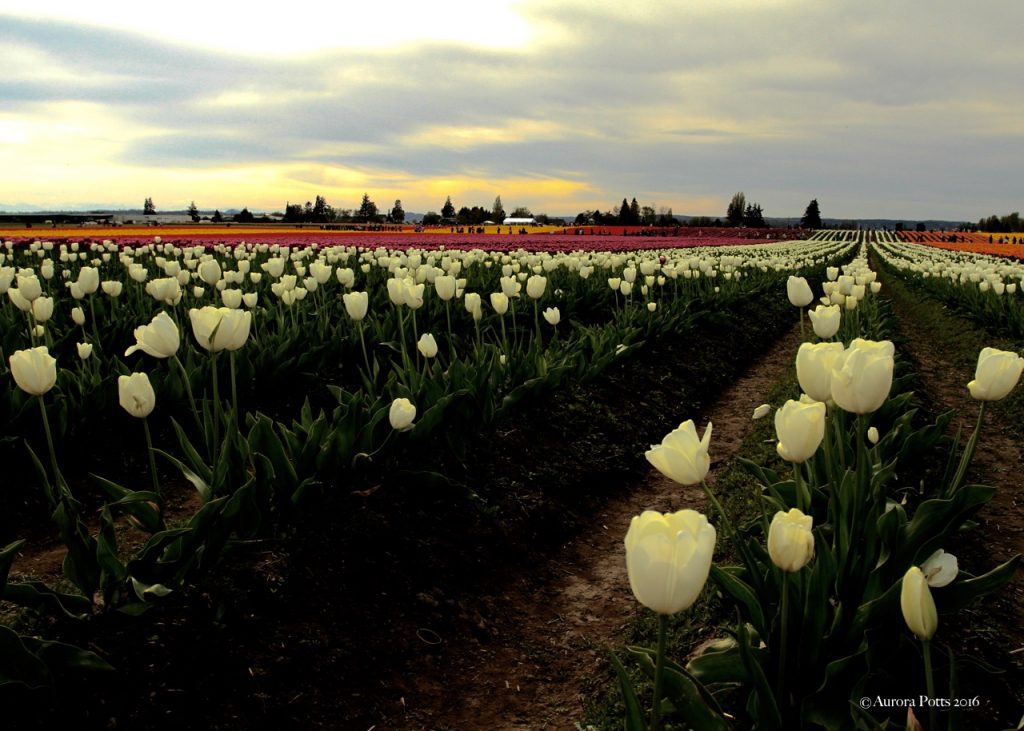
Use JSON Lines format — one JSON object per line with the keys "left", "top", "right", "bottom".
{"left": 76, "top": 342, "right": 93, "bottom": 360}
{"left": 389, "top": 397, "right": 416, "bottom": 431}
{"left": 830, "top": 339, "right": 895, "bottom": 414}
{"left": 118, "top": 372, "right": 156, "bottom": 418}
{"left": 752, "top": 403, "right": 771, "bottom": 420}
{"left": 343, "top": 291, "right": 369, "bottom": 321}
{"left": 774, "top": 399, "right": 826, "bottom": 463}
{"left": 646, "top": 420, "right": 712, "bottom": 486}
{"left": 808, "top": 304, "right": 841, "bottom": 339}
{"left": 787, "top": 276, "right": 814, "bottom": 307}
{"left": 967, "top": 347, "right": 1024, "bottom": 401}
{"left": 624, "top": 509, "right": 717, "bottom": 615}
{"left": 417, "top": 333, "right": 438, "bottom": 359}
{"left": 767, "top": 508, "right": 815, "bottom": 572}
{"left": 900, "top": 566, "right": 938, "bottom": 640}
{"left": 543, "top": 307, "right": 560, "bottom": 326}
{"left": 9, "top": 346, "right": 57, "bottom": 396}
{"left": 796, "top": 341, "right": 845, "bottom": 403}
{"left": 7, "top": 287, "right": 32, "bottom": 312}
{"left": 921, "top": 549, "right": 958, "bottom": 588}
{"left": 125, "top": 311, "right": 180, "bottom": 358}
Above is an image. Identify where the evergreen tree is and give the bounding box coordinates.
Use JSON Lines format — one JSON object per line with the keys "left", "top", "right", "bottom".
{"left": 212, "top": 209, "right": 223, "bottom": 223}
{"left": 441, "top": 196, "right": 456, "bottom": 220}
{"left": 743, "top": 202, "right": 766, "bottom": 228}
{"left": 492, "top": 195, "right": 505, "bottom": 222}
{"left": 143, "top": 197, "right": 156, "bottom": 215}
{"left": 629, "top": 197, "right": 641, "bottom": 225}
{"left": 357, "top": 193, "right": 379, "bottom": 222}
{"left": 390, "top": 199, "right": 405, "bottom": 223}
{"left": 187, "top": 201, "right": 199, "bottom": 222}
{"left": 801, "top": 199, "right": 822, "bottom": 229}
{"left": 617, "top": 197, "right": 631, "bottom": 224}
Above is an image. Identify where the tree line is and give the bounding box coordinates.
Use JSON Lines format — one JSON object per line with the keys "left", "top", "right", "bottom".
{"left": 144, "top": 192, "right": 826, "bottom": 229}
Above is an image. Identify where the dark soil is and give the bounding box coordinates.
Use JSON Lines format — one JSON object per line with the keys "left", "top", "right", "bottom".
{"left": 10, "top": 270, "right": 1024, "bottom": 731}
{"left": 11, "top": 292, "right": 802, "bottom": 730}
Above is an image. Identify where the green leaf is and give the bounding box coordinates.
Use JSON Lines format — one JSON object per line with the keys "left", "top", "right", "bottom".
{"left": 2, "top": 581, "right": 92, "bottom": 620}
{"left": 0, "top": 539, "right": 26, "bottom": 598}
{"left": 154, "top": 447, "right": 212, "bottom": 503}
{"left": 19, "top": 636, "right": 113, "bottom": 674}
{"left": 0, "top": 624, "right": 50, "bottom": 688}
{"left": 609, "top": 652, "right": 647, "bottom": 731}
{"left": 710, "top": 565, "right": 767, "bottom": 638}
{"left": 936, "top": 555, "right": 1020, "bottom": 614}
{"left": 686, "top": 636, "right": 750, "bottom": 685}
{"left": 738, "top": 620, "right": 782, "bottom": 731}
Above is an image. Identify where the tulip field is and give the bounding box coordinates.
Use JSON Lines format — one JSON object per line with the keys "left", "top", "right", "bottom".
{"left": 0, "top": 227, "right": 1021, "bottom": 729}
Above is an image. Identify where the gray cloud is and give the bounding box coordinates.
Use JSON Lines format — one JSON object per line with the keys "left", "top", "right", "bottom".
{"left": 3, "top": 2, "right": 1024, "bottom": 219}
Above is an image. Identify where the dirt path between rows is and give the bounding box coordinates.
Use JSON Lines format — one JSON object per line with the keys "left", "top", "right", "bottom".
{"left": 881, "top": 274, "right": 1024, "bottom": 723}
{"left": 395, "top": 321, "right": 805, "bottom": 730}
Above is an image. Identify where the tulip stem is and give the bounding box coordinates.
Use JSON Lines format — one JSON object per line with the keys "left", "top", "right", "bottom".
{"left": 357, "top": 321, "right": 372, "bottom": 376}
{"left": 650, "top": 613, "right": 669, "bottom": 731}
{"left": 143, "top": 417, "right": 162, "bottom": 499}
{"left": 949, "top": 402, "right": 985, "bottom": 497}
{"left": 229, "top": 350, "right": 239, "bottom": 429}
{"left": 445, "top": 300, "right": 456, "bottom": 362}
{"left": 172, "top": 354, "right": 204, "bottom": 439}
{"left": 777, "top": 571, "right": 790, "bottom": 707}
{"left": 923, "top": 639, "right": 937, "bottom": 730}
{"left": 37, "top": 397, "right": 62, "bottom": 510}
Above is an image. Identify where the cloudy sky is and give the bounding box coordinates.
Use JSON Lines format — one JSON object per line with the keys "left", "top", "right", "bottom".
{"left": 1, "top": 0, "right": 1021, "bottom": 220}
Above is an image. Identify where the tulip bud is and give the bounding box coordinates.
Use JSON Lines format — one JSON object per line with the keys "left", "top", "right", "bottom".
{"left": 118, "top": 372, "right": 156, "bottom": 418}
{"left": 830, "top": 339, "right": 895, "bottom": 414}
{"left": 796, "top": 341, "right": 844, "bottom": 403}
{"left": 767, "top": 508, "right": 815, "bottom": 572}
{"left": 900, "top": 566, "right": 938, "bottom": 640}
{"left": 417, "top": 333, "right": 438, "bottom": 359}
{"left": 967, "top": 347, "right": 1024, "bottom": 401}
{"left": 526, "top": 275, "right": 547, "bottom": 299}
{"left": 188, "top": 306, "right": 252, "bottom": 352}
{"left": 774, "top": 399, "right": 826, "bottom": 463}
{"left": 490, "top": 292, "right": 509, "bottom": 315}
{"left": 867, "top": 426, "right": 879, "bottom": 444}
{"left": 31, "top": 296, "right": 54, "bottom": 323}
{"left": 787, "top": 276, "right": 814, "bottom": 307}
{"left": 645, "top": 420, "right": 712, "bottom": 486}
{"left": 808, "top": 304, "right": 841, "bottom": 339}
{"left": 624, "top": 509, "right": 716, "bottom": 615}
{"left": 343, "top": 291, "right": 369, "bottom": 321}
{"left": 71, "top": 306, "right": 86, "bottom": 326}
{"left": 9, "top": 346, "right": 57, "bottom": 395}
{"left": 464, "top": 292, "right": 482, "bottom": 321}
{"left": 76, "top": 342, "right": 93, "bottom": 360}
{"left": 389, "top": 397, "right": 416, "bottom": 431}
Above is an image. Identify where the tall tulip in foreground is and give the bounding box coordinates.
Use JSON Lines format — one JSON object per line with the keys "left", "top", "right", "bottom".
{"left": 901, "top": 565, "right": 939, "bottom": 728}
{"left": 119, "top": 372, "right": 161, "bottom": 496}
{"left": 624, "top": 509, "right": 717, "bottom": 730}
